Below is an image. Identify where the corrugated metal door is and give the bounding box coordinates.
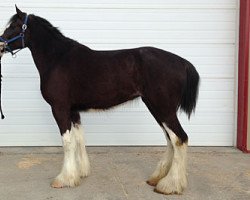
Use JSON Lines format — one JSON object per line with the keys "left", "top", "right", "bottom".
{"left": 0, "top": 0, "right": 238, "bottom": 146}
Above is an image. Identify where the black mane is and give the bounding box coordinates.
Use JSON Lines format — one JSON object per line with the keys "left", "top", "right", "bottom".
{"left": 7, "top": 13, "right": 89, "bottom": 56}
{"left": 30, "top": 14, "right": 65, "bottom": 39}
{"left": 8, "top": 13, "right": 63, "bottom": 38}
{"left": 7, "top": 14, "right": 18, "bottom": 25}
{"left": 28, "top": 14, "right": 81, "bottom": 55}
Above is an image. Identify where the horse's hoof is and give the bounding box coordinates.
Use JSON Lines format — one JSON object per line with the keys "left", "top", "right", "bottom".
{"left": 146, "top": 179, "right": 158, "bottom": 186}
{"left": 51, "top": 176, "right": 81, "bottom": 188}
{"left": 154, "top": 179, "right": 184, "bottom": 195}
{"left": 154, "top": 188, "right": 175, "bottom": 195}
{"left": 51, "top": 179, "right": 64, "bottom": 188}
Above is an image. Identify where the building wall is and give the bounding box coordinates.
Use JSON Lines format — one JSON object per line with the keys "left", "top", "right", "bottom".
{"left": 0, "top": 0, "right": 239, "bottom": 146}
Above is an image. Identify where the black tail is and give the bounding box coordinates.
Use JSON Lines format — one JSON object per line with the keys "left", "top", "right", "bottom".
{"left": 180, "top": 61, "right": 200, "bottom": 118}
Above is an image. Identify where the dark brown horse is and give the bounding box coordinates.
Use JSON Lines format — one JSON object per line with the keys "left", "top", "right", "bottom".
{"left": 0, "top": 7, "right": 199, "bottom": 195}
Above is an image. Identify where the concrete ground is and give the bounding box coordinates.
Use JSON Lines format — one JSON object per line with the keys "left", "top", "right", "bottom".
{"left": 0, "top": 147, "right": 249, "bottom": 200}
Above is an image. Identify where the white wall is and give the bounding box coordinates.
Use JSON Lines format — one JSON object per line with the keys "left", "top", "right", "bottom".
{"left": 0, "top": 0, "right": 238, "bottom": 146}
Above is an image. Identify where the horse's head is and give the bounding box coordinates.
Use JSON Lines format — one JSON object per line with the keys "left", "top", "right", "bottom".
{"left": 0, "top": 6, "right": 30, "bottom": 55}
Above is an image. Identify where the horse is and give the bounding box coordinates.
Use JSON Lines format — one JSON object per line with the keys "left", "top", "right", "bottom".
{"left": 0, "top": 6, "right": 199, "bottom": 195}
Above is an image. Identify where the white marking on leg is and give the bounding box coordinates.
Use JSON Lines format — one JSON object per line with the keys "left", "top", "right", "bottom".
{"left": 147, "top": 127, "right": 174, "bottom": 186}
{"left": 73, "top": 123, "right": 90, "bottom": 178}
{"left": 155, "top": 123, "right": 187, "bottom": 194}
{"left": 51, "top": 127, "right": 80, "bottom": 188}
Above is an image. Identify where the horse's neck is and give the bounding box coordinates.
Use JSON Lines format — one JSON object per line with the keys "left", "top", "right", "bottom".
{"left": 29, "top": 48, "right": 51, "bottom": 77}
{"left": 28, "top": 36, "right": 67, "bottom": 77}
{"left": 27, "top": 22, "right": 90, "bottom": 77}
{"left": 27, "top": 21, "right": 63, "bottom": 73}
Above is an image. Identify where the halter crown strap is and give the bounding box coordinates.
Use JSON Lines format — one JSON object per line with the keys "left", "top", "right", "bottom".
{"left": 23, "top": 15, "right": 28, "bottom": 29}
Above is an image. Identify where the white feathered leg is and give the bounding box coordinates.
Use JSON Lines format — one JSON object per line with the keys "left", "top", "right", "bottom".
{"left": 51, "top": 123, "right": 90, "bottom": 188}
{"left": 73, "top": 123, "right": 90, "bottom": 178}
{"left": 147, "top": 132, "right": 174, "bottom": 186}
{"left": 155, "top": 124, "right": 188, "bottom": 195}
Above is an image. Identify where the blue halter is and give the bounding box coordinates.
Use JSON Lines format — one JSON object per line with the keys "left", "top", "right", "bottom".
{"left": 0, "top": 15, "right": 29, "bottom": 56}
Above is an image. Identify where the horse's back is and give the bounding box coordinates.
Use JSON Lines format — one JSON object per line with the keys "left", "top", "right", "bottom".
{"left": 68, "top": 45, "right": 197, "bottom": 111}
{"left": 137, "top": 47, "right": 190, "bottom": 91}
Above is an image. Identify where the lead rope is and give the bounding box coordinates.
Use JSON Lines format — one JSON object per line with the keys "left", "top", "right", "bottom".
{"left": 0, "top": 56, "right": 5, "bottom": 119}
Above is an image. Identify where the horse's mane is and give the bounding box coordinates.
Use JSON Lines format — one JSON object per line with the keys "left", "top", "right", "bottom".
{"left": 8, "top": 13, "right": 89, "bottom": 56}
{"left": 8, "top": 14, "right": 63, "bottom": 38}
{"left": 8, "top": 14, "right": 19, "bottom": 25}
{"left": 30, "top": 14, "right": 65, "bottom": 40}
{"left": 30, "top": 14, "right": 88, "bottom": 56}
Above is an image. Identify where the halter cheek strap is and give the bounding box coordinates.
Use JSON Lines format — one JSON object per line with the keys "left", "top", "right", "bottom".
{"left": 0, "top": 14, "right": 29, "bottom": 56}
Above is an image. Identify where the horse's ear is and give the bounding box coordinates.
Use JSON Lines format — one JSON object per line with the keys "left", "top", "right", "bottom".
{"left": 15, "top": 5, "right": 23, "bottom": 18}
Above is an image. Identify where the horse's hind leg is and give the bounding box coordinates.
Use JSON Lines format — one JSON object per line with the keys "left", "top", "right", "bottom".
{"left": 142, "top": 98, "right": 174, "bottom": 186}
{"left": 50, "top": 107, "right": 90, "bottom": 188}
{"left": 155, "top": 115, "right": 188, "bottom": 195}
{"left": 147, "top": 130, "right": 174, "bottom": 187}
{"left": 143, "top": 97, "right": 188, "bottom": 194}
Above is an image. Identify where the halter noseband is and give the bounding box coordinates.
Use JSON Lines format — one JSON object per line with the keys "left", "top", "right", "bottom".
{"left": 0, "top": 14, "right": 29, "bottom": 56}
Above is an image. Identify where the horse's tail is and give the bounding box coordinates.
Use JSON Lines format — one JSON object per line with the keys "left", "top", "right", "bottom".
{"left": 180, "top": 60, "right": 200, "bottom": 118}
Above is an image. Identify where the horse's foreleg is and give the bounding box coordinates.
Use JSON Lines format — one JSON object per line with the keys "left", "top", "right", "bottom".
{"left": 50, "top": 108, "right": 90, "bottom": 188}
{"left": 73, "top": 123, "right": 90, "bottom": 178}
{"left": 52, "top": 127, "right": 80, "bottom": 188}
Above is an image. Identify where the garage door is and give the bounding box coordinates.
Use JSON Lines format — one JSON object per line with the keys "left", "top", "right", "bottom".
{"left": 0, "top": 0, "right": 238, "bottom": 146}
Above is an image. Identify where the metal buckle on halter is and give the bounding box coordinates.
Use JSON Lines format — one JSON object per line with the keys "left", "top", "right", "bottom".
{"left": 22, "top": 24, "right": 27, "bottom": 31}
{"left": 4, "top": 41, "right": 8, "bottom": 47}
